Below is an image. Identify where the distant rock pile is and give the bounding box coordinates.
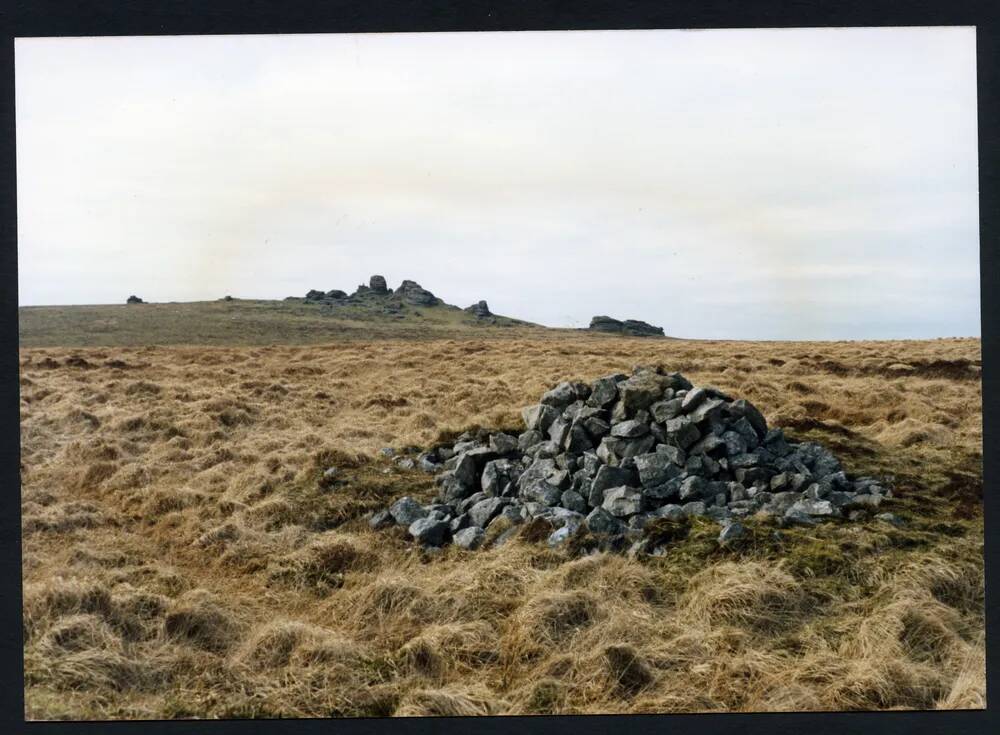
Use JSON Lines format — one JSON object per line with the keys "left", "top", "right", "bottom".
{"left": 299, "top": 275, "right": 443, "bottom": 308}
{"left": 370, "top": 366, "right": 892, "bottom": 553}
{"left": 589, "top": 316, "right": 664, "bottom": 337}
{"left": 395, "top": 279, "right": 439, "bottom": 306}
{"left": 305, "top": 289, "right": 346, "bottom": 301}
{"left": 464, "top": 300, "right": 492, "bottom": 318}
{"left": 126, "top": 295, "right": 144, "bottom": 304}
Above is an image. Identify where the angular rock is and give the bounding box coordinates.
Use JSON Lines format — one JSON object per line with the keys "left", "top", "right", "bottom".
{"left": 706, "top": 505, "right": 733, "bottom": 523}
{"left": 458, "top": 491, "right": 489, "bottom": 514}
{"left": 634, "top": 452, "right": 683, "bottom": 487}
{"left": 520, "top": 479, "right": 563, "bottom": 506}
{"left": 389, "top": 496, "right": 428, "bottom": 526}
{"left": 548, "top": 469, "right": 571, "bottom": 489}
{"left": 548, "top": 419, "right": 571, "bottom": 447}
{"left": 681, "top": 387, "right": 707, "bottom": 412}
{"left": 481, "top": 459, "right": 514, "bottom": 495}
{"left": 679, "top": 476, "right": 707, "bottom": 501}
{"left": 763, "top": 428, "right": 790, "bottom": 456}
{"left": 690, "top": 433, "right": 726, "bottom": 456}
{"left": 663, "top": 417, "right": 700, "bottom": 449}
{"left": 548, "top": 507, "right": 586, "bottom": 529}
{"left": 522, "top": 404, "right": 559, "bottom": 433}
{"left": 730, "top": 399, "right": 768, "bottom": 439}
{"left": 561, "top": 489, "right": 588, "bottom": 514}
{"left": 490, "top": 433, "right": 519, "bottom": 455}
{"left": 585, "top": 507, "right": 627, "bottom": 535}
{"left": 453, "top": 453, "right": 479, "bottom": 488}
{"left": 728, "top": 482, "right": 749, "bottom": 502}
{"left": 588, "top": 374, "right": 625, "bottom": 408}
{"left": 527, "top": 440, "right": 561, "bottom": 460}
{"left": 642, "top": 476, "right": 683, "bottom": 502}
{"left": 655, "top": 443, "right": 686, "bottom": 466}
{"left": 418, "top": 455, "right": 441, "bottom": 474}
{"left": 541, "top": 381, "right": 578, "bottom": 409}
{"left": 728, "top": 416, "right": 760, "bottom": 449}
{"left": 651, "top": 503, "right": 686, "bottom": 521}
{"left": 468, "top": 497, "right": 508, "bottom": 527}
{"left": 783, "top": 510, "right": 817, "bottom": 527}
{"left": 611, "top": 420, "right": 648, "bottom": 439}
{"left": 681, "top": 501, "right": 707, "bottom": 517}
{"left": 685, "top": 454, "right": 705, "bottom": 475}
{"left": 453, "top": 526, "right": 485, "bottom": 550}
{"left": 563, "top": 422, "right": 595, "bottom": 453}
{"left": 729, "top": 452, "right": 763, "bottom": 469}
{"left": 827, "top": 490, "right": 855, "bottom": 509}
{"left": 618, "top": 373, "right": 664, "bottom": 414}
{"left": 602, "top": 486, "right": 643, "bottom": 517}
{"left": 650, "top": 399, "right": 682, "bottom": 423}
{"left": 547, "top": 524, "right": 580, "bottom": 547}
{"left": 689, "top": 398, "right": 726, "bottom": 425}
{"left": 582, "top": 416, "right": 611, "bottom": 439}
{"left": 596, "top": 436, "right": 625, "bottom": 465}
{"left": 619, "top": 435, "right": 656, "bottom": 459}
{"left": 518, "top": 430, "right": 544, "bottom": 451}
{"left": 720, "top": 431, "right": 748, "bottom": 457}
{"left": 804, "top": 483, "right": 828, "bottom": 500}
{"left": 408, "top": 517, "right": 450, "bottom": 546}
{"left": 787, "top": 498, "right": 838, "bottom": 518}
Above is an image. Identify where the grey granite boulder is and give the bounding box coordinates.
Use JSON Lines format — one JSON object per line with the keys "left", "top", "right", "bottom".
{"left": 408, "top": 517, "right": 450, "bottom": 545}
{"left": 389, "top": 496, "right": 427, "bottom": 526}
{"left": 453, "top": 526, "right": 486, "bottom": 550}
{"left": 522, "top": 404, "right": 560, "bottom": 433}
{"left": 611, "top": 419, "right": 648, "bottom": 439}
{"left": 602, "top": 486, "right": 643, "bottom": 517}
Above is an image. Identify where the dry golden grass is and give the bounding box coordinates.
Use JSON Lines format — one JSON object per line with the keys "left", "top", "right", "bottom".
{"left": 19, "top": 333, "right": 983, "bottom": 719}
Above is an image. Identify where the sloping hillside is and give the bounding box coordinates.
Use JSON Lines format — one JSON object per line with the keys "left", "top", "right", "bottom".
{"left": 19, "top": 297, "right": 539, "bottom": 347}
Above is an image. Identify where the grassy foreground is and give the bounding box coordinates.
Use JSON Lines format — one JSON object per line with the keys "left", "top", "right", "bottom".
{"left": 19, "top": 331, "right": 983, "bottom": 718}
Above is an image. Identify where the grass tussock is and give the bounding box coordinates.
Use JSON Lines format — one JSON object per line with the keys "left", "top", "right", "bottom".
{"left": 19, "top": 334, "right": 983, "bottom": 718}
{"left": 682, "top": 561, "right": 807, "bottom": 630}
{"left": 162, "top": 590, "right": 243, "bottom": 654}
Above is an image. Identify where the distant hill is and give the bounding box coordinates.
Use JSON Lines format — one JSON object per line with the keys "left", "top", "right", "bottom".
{"left": 18, "top": 276, "right": 685, "bottom": 348}
{"left": 18, "top": 298, "right": 545, "bottom": 348}
{"left": 18, "top": 275, "right": 548, "bottom": 347}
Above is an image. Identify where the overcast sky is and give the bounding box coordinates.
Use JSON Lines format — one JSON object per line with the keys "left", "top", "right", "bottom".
{"left": 15, "top": 28, "right": 979, "bottom": 339}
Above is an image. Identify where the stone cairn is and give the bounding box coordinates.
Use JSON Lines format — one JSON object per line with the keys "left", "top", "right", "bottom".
{"left": 369, "top": 366, "right": 893, "bottom": 553}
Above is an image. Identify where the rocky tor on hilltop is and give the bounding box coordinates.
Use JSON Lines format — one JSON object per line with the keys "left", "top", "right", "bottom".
{"left": 297, "top": 274, "right": 500, "bottom": 320}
